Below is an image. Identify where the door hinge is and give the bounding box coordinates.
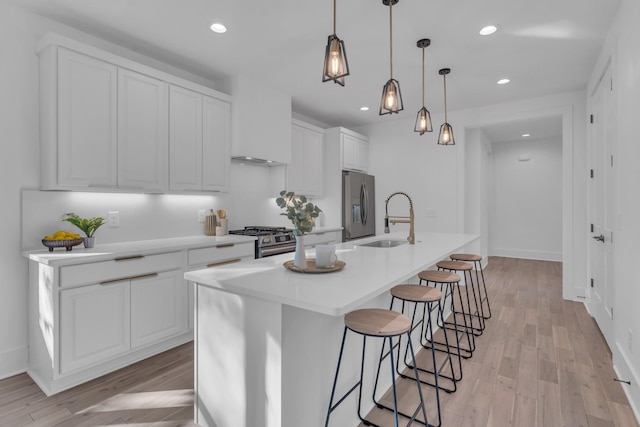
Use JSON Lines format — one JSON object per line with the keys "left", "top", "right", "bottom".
{"left": 611, "top": 155, "right": 614, "bottom": 167}
{"left": 590, "top": 223, "right": 594, "bottom": 233}
{"left": 590, "top": 169, "right": 594, "bottom": 178}
{"left": 591, "top": 278, "right": 594, "bottom": 288}
{"left": 590, "top": 114, "right": 594, "bottom": 124}
{"left": 611, "top": 307, "right": 614, "bottom": 320}
{"left": 610, "top": 78, "right": 613, "bottom": 91}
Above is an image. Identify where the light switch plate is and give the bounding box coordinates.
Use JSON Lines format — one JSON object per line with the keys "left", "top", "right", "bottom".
{"left": 198, "top": 210, "right": 206, "bottom": 223}
{"left": 108, "top": 211, "right": 120, "bottom": 228}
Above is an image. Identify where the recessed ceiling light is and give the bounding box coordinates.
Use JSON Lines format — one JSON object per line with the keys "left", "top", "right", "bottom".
{"left": 497, "top": 78, "right": 511, "bottom": 85}
{"left": 209, "top": 23, "right": 227, "bottom": 33}
{"left": 360, "top": 106, "right": 370, "bottom": 111}
{"left": 522, "top": 133, "right": 531, "bottom": 137}
{"left": 479, "top": 25, "right": 499, "bottom": 36}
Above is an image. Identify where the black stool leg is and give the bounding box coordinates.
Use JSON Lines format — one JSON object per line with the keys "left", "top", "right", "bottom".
{"left": 475, "top": 260, "right": 492, "bottom": 319}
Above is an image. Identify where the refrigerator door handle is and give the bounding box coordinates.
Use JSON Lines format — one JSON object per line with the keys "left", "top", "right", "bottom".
{"left": 361, "top": 182, "right": 368, "bottom": 225}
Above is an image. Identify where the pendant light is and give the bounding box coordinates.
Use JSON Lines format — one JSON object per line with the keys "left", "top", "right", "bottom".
{"left": 414, "top": 39, "right": 433, "bottom": 135}
{"left": 437, "top": 68, "right": 455, "bottom": 145}
{"left": 322, "top": 0, "right": 350, "bottom": 86}
{"left": 379, "top": 0, "right": 403, "bottom": 115}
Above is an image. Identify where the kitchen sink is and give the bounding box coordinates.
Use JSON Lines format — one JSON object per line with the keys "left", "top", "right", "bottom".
{"left": 358, "top": 239, "right": 408, "bottom": 248}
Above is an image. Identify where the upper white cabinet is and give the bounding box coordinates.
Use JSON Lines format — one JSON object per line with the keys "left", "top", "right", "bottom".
{"left": 118, "top": 69, "right": 168, "bottom": 192}
{"left": 325, "top": 127, "right": 369, "bottom": 173}
{"left": 42, "top": 47, "right": 118, "bottom": 190}
{"left": 169, "top": 87, "right": 231, "bottom": 192}
{"left": 37, "top": 34, "right": 231, "bottom": 193}
{"left": 216, "top": 75, "right": 292, "bottom": 164}
{"left": 285, "top": 120, "right": 324, "bottom": 197}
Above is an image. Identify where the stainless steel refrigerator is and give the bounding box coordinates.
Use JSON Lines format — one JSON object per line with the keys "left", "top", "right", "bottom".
{"left": 342, "top": 171, "right": 376, "bottom": 241}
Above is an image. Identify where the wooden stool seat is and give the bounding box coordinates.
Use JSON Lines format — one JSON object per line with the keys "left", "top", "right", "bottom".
{"left": 418, "top": 270, "right": 461, "bottom": 284}
{"left": 391, "top": 284, "right": 442, "bottom": 303}
{"left": 344, "top": 308, "right": 411, "bottom": 337}
{"left": 436, "top": 260, "right": 472, "bottom": 271}
{"left": 450, "top": 253, "right": 482, "bottom": 262}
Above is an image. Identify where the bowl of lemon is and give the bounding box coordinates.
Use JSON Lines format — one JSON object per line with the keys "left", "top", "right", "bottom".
{"left": 42, "top": 231, "right": 84, "bottom": 252}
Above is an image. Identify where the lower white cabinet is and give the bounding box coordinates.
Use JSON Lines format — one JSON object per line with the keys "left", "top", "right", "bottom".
{"left": 131, "top": 270, "right": 187, "bottom": 348}
{"left": 60, "top": 281, "right": 130, "bottom": 374}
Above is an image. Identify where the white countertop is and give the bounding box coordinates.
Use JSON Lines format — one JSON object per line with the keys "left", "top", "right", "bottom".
{"left": 185, "top": 231, "right": 479, "bottom": 316}
{"left": 23, "top": 234, "right": 257, "bottom": 267}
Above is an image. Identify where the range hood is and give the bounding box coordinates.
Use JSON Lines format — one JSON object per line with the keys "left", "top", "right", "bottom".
{"left": 216, "top": 75, "right": 292, "bottom": 165}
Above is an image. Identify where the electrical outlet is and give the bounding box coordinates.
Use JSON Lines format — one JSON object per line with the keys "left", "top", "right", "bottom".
{"left": 425, "top": 208, "right": 437, "bottom": 218}
{"left": 198, "top": 210, "right": 206, "bottom": 223}
{"left": 628, "top": 329, "right": 633, "bottom": 353}
{"left": 108, "top": 211, "right": 120, "bottom": 228}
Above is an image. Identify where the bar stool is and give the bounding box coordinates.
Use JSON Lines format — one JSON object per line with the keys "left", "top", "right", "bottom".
{"left": 374, "top": 284, "right": 454, "bottom": 427}
{"left": 450, "top": 254, "right": 491, "bottom": 319}
{"left": 325, "top": 308, "right": 429, "bottom": 427}
{"left": 418, "top": 270, "right": 471, "bottom": 365}
{"left": 436, "top": 260, "right": 485, "bottom": 337}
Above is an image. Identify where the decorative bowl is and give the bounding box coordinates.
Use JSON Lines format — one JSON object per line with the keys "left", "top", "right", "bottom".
{"left": 42, "top": 239, "right": 84, "bottom": 252}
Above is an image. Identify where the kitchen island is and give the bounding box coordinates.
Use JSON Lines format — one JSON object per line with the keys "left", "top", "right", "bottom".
{"left": 185, "top": 231, "right": 479, "bottom": 427}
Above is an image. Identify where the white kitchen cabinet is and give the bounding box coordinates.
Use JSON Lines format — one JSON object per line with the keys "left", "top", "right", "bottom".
{"left": 118, "top": 69, "right": 169, "bottom": 192}
{"left": 38, "top": 34, "right": 231, "bottom": 194}
{"left": 40, "top": 46, "right": 118, "bottom": 190}
{"left": 170, "top": 86, "right": 231, "bottom": 192}
{"left": 342, "top": 132, "right": 368, "bottom": 172}
{"left": 131, "top": 270, "right": 187, "bottom": 348}
{"left": 284, "top": 120, "right": 324, "bottom": 197}
{"left": 60, "top": 281, "right": 130, "bottom": 374}
{"left": 303, "top": 230, "right": 342, "bottom": 248}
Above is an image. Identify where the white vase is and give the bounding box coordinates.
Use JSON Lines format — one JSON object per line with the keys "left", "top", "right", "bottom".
{"left": 83, "top": 237, "right": 95, "bottom": 248}
{"left": 294, "top": 234, "right": 308, "bottom": 269}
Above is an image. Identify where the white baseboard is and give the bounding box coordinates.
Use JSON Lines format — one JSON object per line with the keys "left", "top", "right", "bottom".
{"left": 492, "top": 248, "right": 562, "bottom": 262}
{"left": 0, "top": 345, "right": 27, "bottom": 380}
{"left": 613, "top": 343, "right": 640, "bottom": 425}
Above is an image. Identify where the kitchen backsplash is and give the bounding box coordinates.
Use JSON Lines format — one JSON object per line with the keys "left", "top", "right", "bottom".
{"left": 22, "top": 161, "right": 292, "bottom": 250}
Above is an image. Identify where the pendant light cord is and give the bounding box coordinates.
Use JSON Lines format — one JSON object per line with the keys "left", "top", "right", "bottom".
{"left": 443, "top": 74, "right": 448, "bottom": 122}
{"left": 333, "top": 0, "right": 337, "bottom": 34}
{"left": 421, "top": 47, "right": 425, "bottom": 106}
{"left": 389, "top": 0, "right": 393, "bottom": 79}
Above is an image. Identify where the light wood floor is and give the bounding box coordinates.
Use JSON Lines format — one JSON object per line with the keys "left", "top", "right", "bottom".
{"left": 0, "top": 257, "right": 638, "bottom": 427}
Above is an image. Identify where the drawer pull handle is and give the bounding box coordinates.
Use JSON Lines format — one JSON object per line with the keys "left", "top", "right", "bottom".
{"left": 207, "top": 258, "right": 241, "bottom": 268}
{"left": 129, "top": 273, "right": 159, "bottom": 281}
{"left": 99, "top": 277, "right": 129, "bottom": 285}
{"left": 115, "top": 255, "right": 145, "bottom": 262}
{"left": 99, "top": 272, "right": 159, "bottom": 285}
{"left": 216, "top": 243, "right": 235, "bottom": 249}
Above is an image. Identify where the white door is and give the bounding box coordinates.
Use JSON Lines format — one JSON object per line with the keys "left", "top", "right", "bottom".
{"left": 589, "top": 64, "right": 616, "bottom": 348}
{"left": 131, "top": 270, "right": 187, "bottom": 348}
{"left": 60, "top": 281, "right": 130, "bottom": 373}
{"left": 169, "top": 85, "right": 203, "bottom": 191}
{"left": 202, "top": 95, "right": 231, "bottom": 192}
{"left": 118, "top": 68, "right": 168, "bottom": 192}
{"left": 57, "top": 48, "right": 117, "bottom": 188}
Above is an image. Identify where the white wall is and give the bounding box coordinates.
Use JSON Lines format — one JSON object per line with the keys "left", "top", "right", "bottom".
{"left": 590, "top": 0, "right": 640, "bottom": 417}
{"left": 490, "top": 137, "right": 563, "bottom": 261}
{"left": 464, "top": 129, "right": 492, "bottom": 260}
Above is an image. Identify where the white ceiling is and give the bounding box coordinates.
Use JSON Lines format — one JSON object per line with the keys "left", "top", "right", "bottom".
{"left": 12, "top": 0, "right": 620, "bottom": 131}
{"left": 481, "top": 115, "right": 563, "bottom": 143}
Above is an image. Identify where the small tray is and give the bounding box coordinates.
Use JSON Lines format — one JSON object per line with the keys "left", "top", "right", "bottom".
{"left": 42, "top": 239, "right": 84, "bottom": 252}
{"left": 283, "top": 259, "right": 346, "bottom": 274}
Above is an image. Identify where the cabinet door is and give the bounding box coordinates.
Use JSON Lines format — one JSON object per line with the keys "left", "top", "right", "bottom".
{"left": 286, "top": 125, "right": 306, "bottom": 194}
{"left": 131, "top": 270, "right": 187, "bottom": 348}
{"left": 304, "top": 129, "right": 324, "bottom": 197}
{"left": 57, "top": 48, "right": 117, "bottom": 188}
{"left": 60, "top": 282, "right": 130, "bottom": 374}
{"left": 118, "top": 69, "right": 168, "bottom": 192}
{"left": 202, "top": 96, "right": 231, "bottom": 192}
{"left": 356, "top": 138, "right": 369, "bottom": 172}
{"left": 169, "top": 86, "right": 203, "bottom": 191}
{"left": 342, "top": 134, "right": 359, "bottom": 171}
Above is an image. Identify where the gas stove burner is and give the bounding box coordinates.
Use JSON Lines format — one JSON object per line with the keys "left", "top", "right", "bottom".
{"left": 229, "top": 226, "right": 296, "bottom": 258}
{"left": 230, "top": 226, "right": 292, "bottom": 237}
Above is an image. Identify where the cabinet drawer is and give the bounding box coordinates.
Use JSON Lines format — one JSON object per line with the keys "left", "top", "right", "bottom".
{"left": 60, "top": 252, "right": 183, "bottom": 288}
{"left": 188, "top": 242, "right": 254, "bottom": 266}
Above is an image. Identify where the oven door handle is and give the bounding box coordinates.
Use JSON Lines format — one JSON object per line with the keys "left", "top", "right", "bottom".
{"left": 259, "top": 244, "right": 297, "bottom": 257}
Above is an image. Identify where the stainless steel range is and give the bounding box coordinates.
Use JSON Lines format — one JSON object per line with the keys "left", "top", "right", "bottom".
{"left": 229, "top": 226, "right": 296, "bottom": 259}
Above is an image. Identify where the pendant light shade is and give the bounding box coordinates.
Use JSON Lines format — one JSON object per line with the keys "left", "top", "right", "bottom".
{"left": 414, "top": 38, "right": 432, "bottom": 135}
{"left": 437, "top": 68, "right": 455, "bottom": 145}
{"left": 322, "top": 0, "right": 350, "bottom": 85}
{"left": 379, "top": 0, "right": 403, "bottom": 115}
